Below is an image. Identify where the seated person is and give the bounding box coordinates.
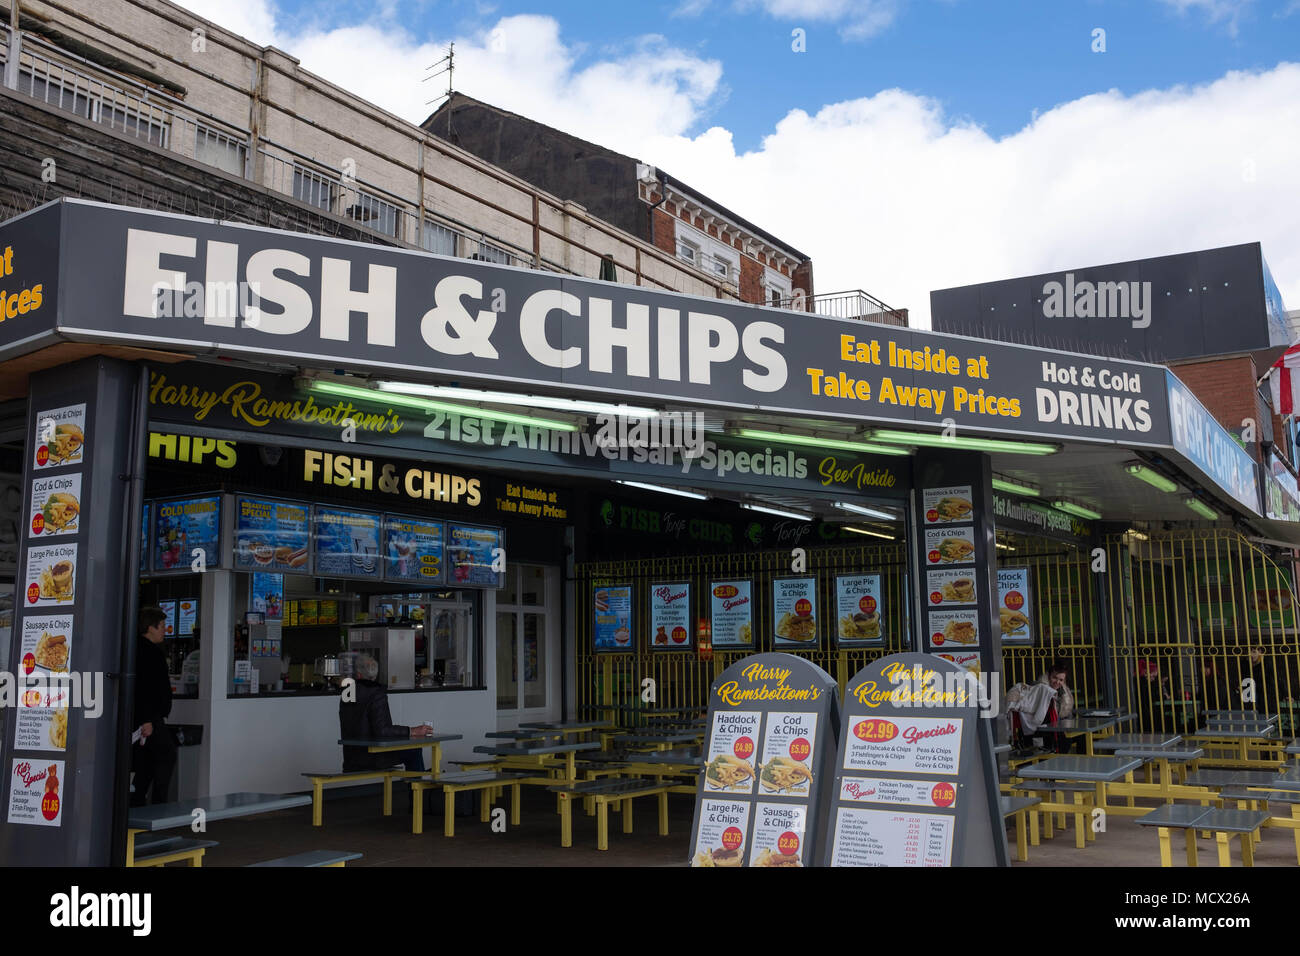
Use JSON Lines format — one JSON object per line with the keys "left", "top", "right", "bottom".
{"left": 1006, "top": 659, "right": 1076, "bottom": 751}
{"left": 339, "top": 655, "right": 431, "bottom": 774}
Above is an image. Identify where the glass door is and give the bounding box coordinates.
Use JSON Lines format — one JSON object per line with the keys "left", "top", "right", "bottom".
{"left": 495, "top": 564, "right": 557, "bottom": 722}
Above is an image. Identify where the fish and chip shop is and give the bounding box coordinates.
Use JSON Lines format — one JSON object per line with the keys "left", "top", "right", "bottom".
{"left": 0, "top": 198, "right": 1296, "bottom": 866}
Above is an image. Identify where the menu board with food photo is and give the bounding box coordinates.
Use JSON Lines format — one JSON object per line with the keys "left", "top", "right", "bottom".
{"left": 177, "top": 599, "right": 198, "bottom": 636}
{"left": 933, "top": 650, "right": 981, "bottom": 675}
{"left": 7, "top": 758, "right": 65, "bottom": 827}
{"left": 24, "top": 543, "right": 76, "bottom": 607}
{"left": 924, "top": 527, "right": 976, "bottom": 566}
{"left": 447, "top": 524, "right": 505, "bottom": 588}
{"left": 835, "top": 574, "right": 883, "bottom": 646}
{"left": 705, "top": 710, "right": 761, "bottom": 793}
{"left": 830, "top": 807, "right": 954, "bottom": 867}
{"left": 32, "top": 403, "right": 86, "bottom": 471}
{"left": 20, "top": 614, "right": 72, "bottom": 677}
{"left": 843, "top": 715, "right": 964, "bottom": 776}
{"left": 838, "top": 775, "right": 959, "bottom": 809}
{"left": 154, "top": 496, "right": 222, "bottom": 573}
{"left": 772, "top": 577, "right": 818, "bottom": 646}
{"left": 927, "top": 609, "right": 979, "bottom": 648}
{"left": 748, "top": 803, "right": 808, "bottom": 867}
{"left": 157, "top": 600, "right": 178, "bottom": 637}
{"left": 926, "top": 568, "right": 978, "bottom": 608}
{"left": 384, "top": 515, "right": 444, "bottom": 584}
{"left": 234, "top": 496, "right": 310, "bottom": 573}
{"left": 691, "top": 799, "right": 749, "bottom": 867}
{"left": 997, "top": 567, "right": 1033, "bottom": 645}
{"left": 28, "top": 473, "right": 81, "bottom": 538}
{"left": 649, "top": 581, "right": 692, "bottom": 650}
{"left": 251, "top": 573, "right": 283, "bottom": 620}
{"left": 592, "top": 584, "right": 634, "bottom": 651}
{"left": 709, "top": 580, "right": 754, "bottom": 648}
{"left": 13, "top": 681, "right": 70, "bottom": 753}
{"left": 758, "top": 712, "right": 816, "bottom": 796}
{"left": 923, "top": 486, "right": 974, "bottom": 524}
{"left": 314, "top": 507, "right": 382, "bottom": 578}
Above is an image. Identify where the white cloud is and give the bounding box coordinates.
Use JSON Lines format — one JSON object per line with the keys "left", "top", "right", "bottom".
{"left": 171, "top": 0, "right": 282, "bottom": 46}
{"left": 740, "top": 0, "right": 904, "bottom": 39}
{"left": 1156, "top": 0, "right": 1255, "bottom": 36}
{"left": 165, "top": 3, "right": 1300, "bottom": 327}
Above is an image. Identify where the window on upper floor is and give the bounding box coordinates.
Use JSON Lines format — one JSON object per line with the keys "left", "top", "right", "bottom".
{"left": 346, "top": 191, "right": 402, "bottom": 239}
{"left": 422, "top": 220, "right": 458, "bottom": 257}
{"left": 292, "top": 165, "right": 337, "bottom": 212}
{"left": 676, "top": 237, "right": 700, "bottom": 267}
{"left": 195, "top": 126, "right": 247, "bottom": 177}
{"left": 473, "top": 241, "right": 511, "bottom": 265}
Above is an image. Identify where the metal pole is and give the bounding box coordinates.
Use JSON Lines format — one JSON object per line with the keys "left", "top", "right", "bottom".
{"left": 5, "top": 0, "right": 22, "bottom": 91}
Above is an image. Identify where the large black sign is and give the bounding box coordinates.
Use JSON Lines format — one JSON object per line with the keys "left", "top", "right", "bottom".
{"left": 10, "top": 199, "right": 1174, "bottom": 446}
{"left": 0, "top": 203, "right": 60, "bottom": 358}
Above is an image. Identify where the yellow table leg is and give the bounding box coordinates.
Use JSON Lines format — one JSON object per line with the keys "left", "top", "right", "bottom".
{"left": 560, "top": 794, "right": 573, "bottom": 848}
{"left": 125, "top": 829, "right": 142, "bottom": 867}
{"left": 511, "top": 783, "right": 521, "bottom": 826}
{"left": 480, "top": 789, "right": 490, "bottom": 823}
{"left": 431, "top": 743, "right": 442, "bottom": 779}
{"left": 623, "top": 797, "right": 634, "bottom": 835}
{"left": 1185, "top": 829, "right": 1197, "bottom": 867}
{"left": 313, "top": 782, "right": 324, "bottom": 827}
{"left": 1216, "top": 832, "right": 1232, "bottom": 867}
{"left": 413, "top": 787, "right": 424, "bottom": 835}
{"left": 1014, "top": 812, "right": 1027, "bottom": 862}
{"left": 1157, "top": 827, "right": 1172, "bottom": 867}
{"left": 444, "top": 789, "right": 456, "bottom": 838}
{"left": 1029, "top": 810, "right": 1040, "bottom": 847}
{"left": 383, "top": 775, "right": 393, "bottom": 816}
{"left": 1292, "top": 805, "right": 1300, "bottom": 865}
{"left": 597, "top": 800, "right": 609, "bottom": 851}
{"left": 1241, "top": 830, "right": 1256, "bottom": 867}
{"left": 658, "top": 791, "right": 669, "bottom": 837}
{"left": 1073, "top": 793, "right": 1085, "bottom": 850}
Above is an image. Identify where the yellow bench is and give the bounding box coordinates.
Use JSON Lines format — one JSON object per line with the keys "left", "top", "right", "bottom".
{"left": 411, "top": 772, "right": 530, "bottom": 836}
{"left": 302, "top": 769, "right": 428, "bottom": 826}
{"left": 548, "top": 778, "right": 673, "bottom": 850}
{"left": 129, "top": 835, "right": 218, "bottom": 867}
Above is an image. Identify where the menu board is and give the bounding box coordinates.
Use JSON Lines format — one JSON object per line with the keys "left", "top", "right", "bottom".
{"left": 298, "top": 600, "right": 319, "bottom": 626}
{"left": 318, "top": 600, "right": 339, "bottom": 625}
{"left": 23, "top": 543, "right": 76, "bottom": 607}
{"left": 709, "top": 580, "right": 754, "bottom": 648}
{"left": 446, "top": 524, "right": 505, "bottom": 588}
{"left": 19, "top": 614, "right": 72, "bottom": 677}
{"left": 234, "top": 496, "right": 310, "bottom": 573}
{"left": 834, "top": 574, "right": 883, "bottom": 647}
{"left": 690, "top": 653, "right": 839, "bottom": 868}
{"left": 997, "top": 567, "right": 1033, "bottom": 646}
{"left": 923, "top": 485, "right": 974, "bottom": 524}
{"left": 772, "top": 577, "right": 818, "bottom": 647}
{"left": 384, "top": 515, "right": 444, "bottom": 585}
{"left": 251, "top": 573, "right": 283, "bottom": 620}
{"left": 157, "top": 600, "right": 178, "bottom": 637}
{"left": 314, "top": 507, "right": 382, "bottom": 578}
{"left": 153, "top": 496, "right": 221, "bottom": 573}
{"left": 932, "top": 649, "right": 982, "bottom": 675}
{"left": 927, "top": 608, "right": 979, "bottom": 650}
{"left": 176, "top": 598, "right": 198, "bottom": 637}
{"left": 32, "top": 404, "right": 86, "bottom": 471}
{"left": 823, "top": 653, "right": 1007, "bottom": 867}
{"left": 7, "top": 758, "right": 65, "bottom": 826}
{"left": 14, "top": 681, "right": 70, "bottom": 753}
{"left": 28, "top": 473, "right": 81, "bottom": 537}
{"left": 926, "top": 568, "right": 977, "bottom": 607}
{"left": 923, "top": 527, "right": 975, "bottom": 566}
{"left": 593, "top": 584, "right": 633, "bottom": 652}
{"left": 649, "top": 581, "right": 692, "bottom": 650}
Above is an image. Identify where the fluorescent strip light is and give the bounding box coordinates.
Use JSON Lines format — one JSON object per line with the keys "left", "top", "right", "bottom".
{"left": 377, "top": 381, "right": 660, "bottom": 418}
{"left": 995, "top": 542, "right": 1015, "bottom": 551}
{"left": 1184, "top": 497, "right": 1219, "bottom": 520}
{"left": 844, "top": 526, "right": 895, "bottom": 540}
{"left": 1125, "top": 463, "right": 1178, "bottom": 493}
{"left": 1052, "top": 500, "right": 1102, "bottom": 520}
{"left": 614, "top": 480, "right": 707, "bottom": 501}
{"left": 992, "top": 476, "right": 1040, "bottom": 498}
{"left": 309, "top": 380, "right": 577, "bottom": 431}
{"left": 869, "top": 429, "right": 1057, "bottom": 455}
{"left": 737, "top": 429, "right": 911, "bottom": 457}
{"left": 742, "top": 503, "right": 813, "bottom": 521}
{"left": 833, "top": 501, "right": 897, "bottom": 520}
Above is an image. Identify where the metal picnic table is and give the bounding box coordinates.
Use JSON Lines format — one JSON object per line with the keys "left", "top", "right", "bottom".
{"left": 126, "top": 792, "right": 313, "bottom": 866}
{"left": 619, "top": 731, "right": 704, "bottom": 751}
{"left": 473, "top": 740, "right": 602, "bottom": 783}
{"left": 338, "top": 733, "right": 462, "bottom": 776}
{"left": 1187, "top": 724, "right": 1280, "bottom": 766}
{"left": 1014, "top": 755, "right": 1145, "bottom": 845}
{"left": 1033, "top": 714, "right": 1134, "bottom": 754}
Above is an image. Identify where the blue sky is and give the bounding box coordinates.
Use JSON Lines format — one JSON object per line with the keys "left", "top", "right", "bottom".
{"left": 183, "top": 0, "right": 1300, "bottom": 322}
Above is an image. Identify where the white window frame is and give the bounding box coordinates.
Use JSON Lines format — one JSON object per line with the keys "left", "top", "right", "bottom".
{"left": 678, "top": 223, "right": 738, "bottom": 282}
{"left": 763, "top": 267, "right": 793, "bottom": 307}
{"left": 421, "top": 219, "right": 458, "bottom": 257}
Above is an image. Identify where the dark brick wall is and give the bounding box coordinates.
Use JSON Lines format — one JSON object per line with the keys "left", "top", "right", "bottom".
{"left": 740, "top": 254, "right": 763, "bottom": 305}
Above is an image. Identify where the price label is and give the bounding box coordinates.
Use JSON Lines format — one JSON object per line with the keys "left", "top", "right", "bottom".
{"left": 931, "top": 783, "right": 956, "bottom": 808}
{"left": 777, "top": 831, "right": 800, "bottom": 855}
{"left": 854, "top": 719, "right": 898, "bottom": 742}
{"left": 860, "top": 596, "right": 877, "bottom": 614}
{"left": 1006, "top": 590, "right": 1024, "bottom": 610}
{"left": 721, "top": 826, "right": 743, "bottom": 851}
{"left": 733, "top": 735, "right": 755, "bottom": 759}
{"left": 794, "top": 598, "right": 811, "bottom": 616}
{"left": 788, "top": 737, "right": 811, "bottom": 761}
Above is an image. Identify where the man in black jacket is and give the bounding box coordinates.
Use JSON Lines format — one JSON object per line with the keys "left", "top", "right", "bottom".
{"left": 339, "top": 655, "right": 431, "bottom": 773}
{"left": 131, "top": 606, "right": 176, "bottom": 806}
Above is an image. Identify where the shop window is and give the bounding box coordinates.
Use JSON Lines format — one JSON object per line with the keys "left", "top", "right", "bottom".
{"left": 496, "top": 564, "right": 553, "bottom": 714}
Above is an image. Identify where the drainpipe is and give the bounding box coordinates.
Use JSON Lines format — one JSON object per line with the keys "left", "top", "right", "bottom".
{"left": 648, "top": 170, "right": 667, "bottom": 246}
{"left": 5, "top": 0, "right": 21, "bottom": 91}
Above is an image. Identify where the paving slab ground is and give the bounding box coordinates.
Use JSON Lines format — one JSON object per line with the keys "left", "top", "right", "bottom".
{"left": 148, "top": 786, "right": 1299, "bottom": 867}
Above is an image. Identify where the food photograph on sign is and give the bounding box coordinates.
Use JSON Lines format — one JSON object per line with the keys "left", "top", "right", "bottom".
{"left": 709, "top": 580, "right": 754, "bottom": 648}
{"left": 649, "top": 581, "right": 692, "bottom": 649}
{"left": 592, "top": 584, "right": 634, "bottom": 651}
{"left": 20, "top": 615, "right": 72, "bottom": 676}
{"left": 7, "top": 758, "right": 65, "bottom": 827}
{"left": 748, "top": 804, "right": 807, "bottom": 867}
{"left": 15, "top": 681, "right": 71, "bottom": 753}
{"left": 928, "top": 608, "right": 979, "bottom": 648}
{"left": 705, "top": 710, "right": 761, "bottom": 792}
{"left": 923, "top": 486, "right": 974, "bottom": 524}
{"left": 772, "top": 577, "right": 818, "bottom": 645}
{"left": 692, "top": 799, "right": 749, "bottom": 867}
{"left": 835, "top": 574, "right": 883, "bottom": 646}
{"left": 314, "top": 507, "right": 382, "bottom": 578}
{"left": 154, "top": 496, "right": 221, "bottom": 572}
{"left": 32, "top": 404, "right": 86, "bottom": 470}
{"left": 926, "top": 568, "right": 978, "bottom": 607}
{"left": 934, "top": 650, "right": 982, "bottom": 676}
{"left": 924, "top": 527, "right": 976, "bottom": 565}
{"left": 447, "top": 524, "right": 504, "bottom": 587}
{"left": 24, "top": 543, "right": 76, "bottom": 606}
{"left": 384, "top": 515, "right": 444, "bottom": 584}
{"left": 235, "top": 496, "right": 309, "bottom": 572}
{"left": 758, "top": 712, "right": 816, "bottom": 795}
{"left": 28, "top": 473, "right": 81, "bottom": 537}
{"left": 997, "top": 567, "right": 1034, "bottom": 645}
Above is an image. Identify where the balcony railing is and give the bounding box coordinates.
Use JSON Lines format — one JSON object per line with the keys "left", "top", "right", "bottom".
{"left": 777, "top": 289, "right": 907, "bottom": 326}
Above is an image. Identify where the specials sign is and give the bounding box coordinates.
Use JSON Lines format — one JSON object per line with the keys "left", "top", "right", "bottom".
{"left": 28, "top": 200, "right": 1174, "bottom": 446}
{"left": 690, "top": 654, "right": 839, "bottom": 867}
